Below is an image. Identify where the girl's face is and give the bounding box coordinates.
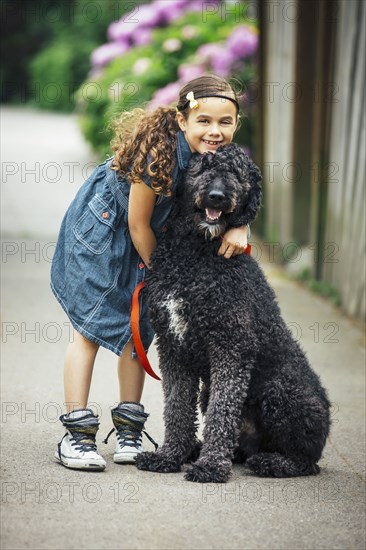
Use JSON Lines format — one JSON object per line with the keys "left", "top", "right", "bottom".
{"left": 176, "top": 97, "right": 238, "bottom": 154}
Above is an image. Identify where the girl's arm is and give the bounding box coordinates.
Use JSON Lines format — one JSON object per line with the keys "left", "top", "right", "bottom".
{"left": 218, "top": 156, "right": 261, "bottom": 259}
{"left": 128, "top": 180, "right": 157, "bottom": 269}
{"left": 218, "top": 225, "right": 249, "bottom": 259}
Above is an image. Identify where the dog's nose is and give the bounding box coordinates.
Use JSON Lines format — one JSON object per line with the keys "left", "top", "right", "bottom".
{"left": 208, "top": 190, "right": 225, "bottom": 202}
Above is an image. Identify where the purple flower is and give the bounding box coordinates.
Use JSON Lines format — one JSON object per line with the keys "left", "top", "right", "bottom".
{"left": 91, "top": 42, "right": 129, "bottom": 68}
{"left": 197, "top": 43, "right": 236, "bottom": 77}
{"left": 108, "top": 3, "right": 161, "bottom": 42}
{"left": 211, "top": 49, "right": 236, "bottom": 77}
{"left": 132, "top": 28, "right": 152, "bottom": 47}
{"left": 154, "top": 0, "right": 187, "bottom": 11}
{"left": 227, "top": 26, "right": 258, "bottom": 59}
{"left": 188, "top": 0, "right": 219, "bottom": 13}
{"left": 197, "top": 43, "right": 225, "bottom": 63}
{"left": 108, "top": 20, "right": 137, "bottom": 43}
{"left": 154, "top": 0, "right": 188, "bottom": 23}
{"left": 148, "top": 81, "right": 182, "bottom": 110}
{"left": 178, "top": 64, "right": 205, "bottom": 82}
{"left": 133, "top": 3, "right": 163, "bottom": 27}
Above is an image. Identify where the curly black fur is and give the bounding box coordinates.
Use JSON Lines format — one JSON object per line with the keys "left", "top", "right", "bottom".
{"left": 135, "top": 144, "right": 331, "bottom": 483}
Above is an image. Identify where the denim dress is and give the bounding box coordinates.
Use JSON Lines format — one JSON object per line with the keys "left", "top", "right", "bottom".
{"left": 50, "top": 130, "right": 192, "bottom": 357}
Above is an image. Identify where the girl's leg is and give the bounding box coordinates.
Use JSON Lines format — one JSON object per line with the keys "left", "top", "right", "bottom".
{"left": 56, "top": 331, "right": 105, "bottom": 470}
{"left": 117, "top": 341, "right": 145, "bottom": 402}
{"left": 64, "top": 330, "right": 99, "bottom": 413}
{"left": 111, "top": 342, "right": 150, "bottom": 464}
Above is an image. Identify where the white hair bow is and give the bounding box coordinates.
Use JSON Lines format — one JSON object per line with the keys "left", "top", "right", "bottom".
{"left": 186, "top": 91, "right": 199, "bottom": 109}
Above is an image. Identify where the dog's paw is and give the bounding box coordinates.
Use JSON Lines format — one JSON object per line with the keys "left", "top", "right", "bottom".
{"left": 245, "top": 452, "right": 321, "bottom": 477}
{"left": 185, "top": 440, "right": 203, "bottom": 464}
{"left": 185, "top": 459, "right": 232, "bottom": 483}
{"left": 135, "top": 451, "right": 181, "bottom": 473}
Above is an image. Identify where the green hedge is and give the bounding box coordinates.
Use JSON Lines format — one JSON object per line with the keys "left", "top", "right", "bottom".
{"left": 5, "top": 0, "right": 146, "bottom": 110}
{"left": 29, "top": 38, "right": 96, "bottom": 112}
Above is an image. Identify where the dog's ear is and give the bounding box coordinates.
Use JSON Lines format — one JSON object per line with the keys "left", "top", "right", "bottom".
{"left": 175, "top": 153, "right": 206, "bottom": 200}
{"left": 230, "top": 155, "right": 262, "bottom": 227}
{"left": 186, "top": 152, "right": 215, "bottom": 177}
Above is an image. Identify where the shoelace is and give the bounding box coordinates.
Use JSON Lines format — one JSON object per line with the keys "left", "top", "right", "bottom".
{"left": 102, "top": 422, "right": 158, "bottom": 451}
{"left": 69, "top": 431, "right": 98, "bottom": 452}
{"left": 57, "top": 431, "right": 98, "bottom": 461}
{"left": 117, "top": 423, "right": 142, "bottom": 448}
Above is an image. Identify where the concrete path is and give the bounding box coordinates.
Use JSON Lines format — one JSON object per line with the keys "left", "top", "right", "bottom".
{"left": 1, "top": 107, "right": 365, "bottom": 550}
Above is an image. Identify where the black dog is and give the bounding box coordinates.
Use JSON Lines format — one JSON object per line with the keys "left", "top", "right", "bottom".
{"left": 135, "top": 144, "right": 331, "bottom": 483}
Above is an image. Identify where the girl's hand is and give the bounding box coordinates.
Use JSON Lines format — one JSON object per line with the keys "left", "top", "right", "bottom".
{"left": 218, "top": 225, "right": 249, "bottom": 258}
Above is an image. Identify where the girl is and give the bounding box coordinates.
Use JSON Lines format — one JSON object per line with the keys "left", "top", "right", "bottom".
{"left": 51, "top": 74, "right": 252, "bottom": 471}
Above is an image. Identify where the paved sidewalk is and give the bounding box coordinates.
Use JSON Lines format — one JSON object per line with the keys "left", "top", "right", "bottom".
{"left": 1, "top": 107, "right": 365, "bottom": 550}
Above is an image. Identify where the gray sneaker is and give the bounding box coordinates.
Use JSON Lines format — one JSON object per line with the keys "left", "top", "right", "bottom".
{"left": 103, "top": 402, "right": 158, "bottom": 464}
{"left": 55, "top": 409, "right": 106, "bottom": 471}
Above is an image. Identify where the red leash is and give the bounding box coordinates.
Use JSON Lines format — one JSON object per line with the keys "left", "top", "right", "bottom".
{"left": 131, "top": 244, "right": 251, "bottom": 381}
{"left": 131, "top": 282, "right": 161, "bottom": 381}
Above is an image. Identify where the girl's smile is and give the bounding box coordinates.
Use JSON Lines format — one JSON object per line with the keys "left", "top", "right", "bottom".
{"left": 176, "top": 97, "right": 238, "bottom": 154}
{"left": 202, "top": 138, "right": 224, "bottom": 150}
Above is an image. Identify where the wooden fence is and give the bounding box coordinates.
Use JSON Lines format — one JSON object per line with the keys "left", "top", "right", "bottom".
{"left": 258, "top": 0, "right": 365, "bottom": 320}
{"left": 323, "top": 0, "right": 365, "bottom": 320}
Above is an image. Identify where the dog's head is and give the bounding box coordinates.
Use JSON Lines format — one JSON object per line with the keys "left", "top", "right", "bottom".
{"left": 179, "top": 143, "right": 262, "bottom": 239}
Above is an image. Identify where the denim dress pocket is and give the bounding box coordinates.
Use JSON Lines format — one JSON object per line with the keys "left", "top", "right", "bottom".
{"left": 73, "top": 194, "right": 119, "bottom": 255}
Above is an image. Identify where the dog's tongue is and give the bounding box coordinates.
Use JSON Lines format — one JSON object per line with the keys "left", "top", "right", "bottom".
{"left": 206, "top": 208, "right": 222, "bottom": 220}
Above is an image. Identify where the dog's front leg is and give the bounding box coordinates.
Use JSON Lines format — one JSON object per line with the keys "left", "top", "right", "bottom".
{"left": 185, "top": 355, "right": 254, "bottom": 483}
{"left": 135, "top": 357, "right": 200, "bottom": 473}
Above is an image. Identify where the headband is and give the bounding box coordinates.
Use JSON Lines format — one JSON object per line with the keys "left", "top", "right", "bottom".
{"left": 177, "top": 91, "right": 240, "bottom": 112}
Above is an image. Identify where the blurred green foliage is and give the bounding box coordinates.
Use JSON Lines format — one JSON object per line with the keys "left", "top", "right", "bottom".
{"left": 29, "top": 38, "right": 97, "bottom": 112}
{"left": 0, "top": 0, "right": 145, "bottom": 109}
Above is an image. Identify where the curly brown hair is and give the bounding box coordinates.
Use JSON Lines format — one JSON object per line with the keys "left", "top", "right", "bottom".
{"left": 110, "top": 106, "right": 178, "bottom": 196}
{"left": 110, "top": 74, "right": 240, "bottom": 196}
